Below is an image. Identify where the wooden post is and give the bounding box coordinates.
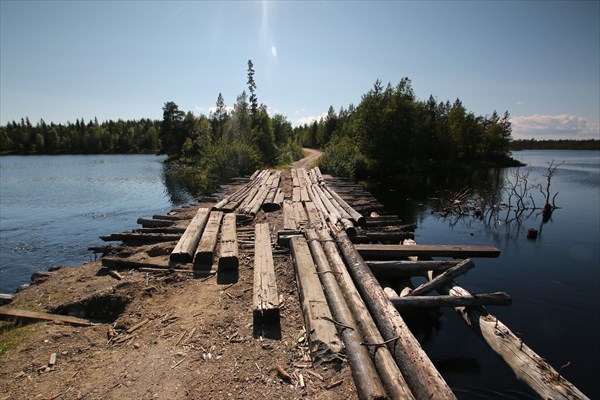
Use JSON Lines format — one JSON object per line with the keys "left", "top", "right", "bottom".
{"left": 170, "top": 208, "right": 210, "bottom": 263}
{"left": 290, "top": 236, "right": 343, "bottom": 364}
{"left": 330, "top": 224, "right": 456, "bottom": 400}
{"left": 218, "top": 213, "right": 238, "bottom": 270}
{"left": 304, "top": 229, "right": 389, "bottom": 400}
{"left": 194, "top": 211, "right": 223, "bottom": 267}
{"left": 253, "top": 223, "right": 280, "bottom": 324}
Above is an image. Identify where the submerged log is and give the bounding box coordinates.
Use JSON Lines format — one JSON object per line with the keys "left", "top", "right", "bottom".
{"left": 330, "top": 224, "right": 456, "bottom": 400}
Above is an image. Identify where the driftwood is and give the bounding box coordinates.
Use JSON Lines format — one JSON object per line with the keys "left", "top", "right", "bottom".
{"left": 290, "top": 236, "right": 343, "bottom": 364}
{"left": 330, "top": 224, "right": 456, "bottom": 400}
{"left": 316, "top": 229, "right": 415, "bottom": 399}
{"left": 304, "top": 229, "right": 388, "bottom": 400}
{"left": 0, "top": 307, "right": 97, "bottom": 326}
{"left": 435, "top": 279, "right": 589, "bottom": 399}
{"left": 253, "top": 223, "right": 279, "bottom": 324}
{"left": 355, "top": 244, "right": 501, "bottom": 259}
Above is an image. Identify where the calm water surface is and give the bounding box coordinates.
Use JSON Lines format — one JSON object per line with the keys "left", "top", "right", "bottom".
{"left": 369, "top": 150, "right": 599, "bottom": 399}
{"left": 0, "top": 155, "right": 194, "bottom": 294}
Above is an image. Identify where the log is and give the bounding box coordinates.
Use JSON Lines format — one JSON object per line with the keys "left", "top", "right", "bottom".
{"left": 132, "top": 227, "right": 186, "bottom": 234}
{"left": 388, "top": 292, "right": 512, "bottom": 308}
{"left": 136, "top": 218, "right": 173, "bottom": 228}
{"left": 170, "top": 208, "right": 211, "bottom": 263}
{"left": 0, "top": 307, "right": 97, "bottom": 327}
{"left": 323, "top": 186, "right": 365, "bottom": 225}
{"left": 218, "top": 213, "right": 239, "bottom": 270}
{"left": 350, "top": 231, "right": 415, "bottom": 243}
{"left": 253, "top": 223, "right": 279, "bottom": 324}
{"left": 408, "top": 258, "right": 475, "bottom": 296}
{"left": 0, "top": 293, "right": 14, "bottom": 305}
{"left": 316, "top": 229, "right": 415, "bottom": 399}
{"left": 435, "top": 280, "right": 589, "bottom": 399}
{"left": 248, "top": 186, "right": 271, "bottom": 216}
{"left": 100, "top": 232, "right": 181, "bottom": 243}
{"left": 330, "top": 224, "right": 456, "bottom": 399}
{"left": 152, "top": 214, "right": 183, "bottom": 221}
{"left": 273, "top": 188, "right": 285, "bottom": 206}
{"left": 367, "top": 260, "right": 462, "bottom": 278}
{"left": 290, "top": 236, "right": 343, "bottom": 364}
{"left": 355, "top": 244, "right": 501, "bottom": 259}
{"left": 194, "top": 211, "right": 223, "bottom": 267}
{"left": 304, "top": 229, "right": 387, "bottom": 400}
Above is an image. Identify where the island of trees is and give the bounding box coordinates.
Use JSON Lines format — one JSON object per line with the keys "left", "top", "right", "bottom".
{"left": 3, "top": 63, "right": 597, "bottom": 187}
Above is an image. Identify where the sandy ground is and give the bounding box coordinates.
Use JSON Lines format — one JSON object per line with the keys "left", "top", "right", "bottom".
{"left": 0, "top": 154, "right": 361, "bottom": 400}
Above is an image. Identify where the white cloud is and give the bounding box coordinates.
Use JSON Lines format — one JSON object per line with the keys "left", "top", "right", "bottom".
{"left": 511, "top": 114, "right": 600, "bottom": 140}
{"left": 293, "top": 112, "right": 327, "bottom": 127}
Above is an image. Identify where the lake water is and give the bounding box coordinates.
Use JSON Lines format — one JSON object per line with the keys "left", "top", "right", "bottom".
{"left": 368, "top": 150, "right": 599, "bottom": 399}
{"left": 0, "top": 151, "right": 598, "bottom": 398}
{"left": 0, "top": 154, "right": 194, "bottom": 294}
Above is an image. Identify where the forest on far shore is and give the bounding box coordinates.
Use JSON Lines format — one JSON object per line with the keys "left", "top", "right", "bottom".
{"left": 510, "top": 138, "right": 599, "bottom": 150}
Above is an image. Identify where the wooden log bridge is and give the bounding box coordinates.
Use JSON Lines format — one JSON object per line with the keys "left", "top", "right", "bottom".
{"left": 93, "top": 166, "right": 588, "bottom": 400}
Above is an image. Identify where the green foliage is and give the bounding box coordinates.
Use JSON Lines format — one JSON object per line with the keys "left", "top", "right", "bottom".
{"left": 319, "top": 134, "right": 367, "bottom": 178}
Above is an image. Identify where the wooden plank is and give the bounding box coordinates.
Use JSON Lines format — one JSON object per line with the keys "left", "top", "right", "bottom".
{"left": 282, "top": 200, "right": 296, "bottom": 231}
{"left": 304, "top": 201, "right": 323, "bottom": 229}
{"left": 218, "top": 213, "right": 238, "bottom": 270}
{"left": 355, "top": 244, "right": 501, "bottom": 259}
{"left": 300, "top": 187, "right": 310, "bottom": 202}
{"left": 290, "top": 236, "right": 343, "bottom": 364}
{"left": 170, "top": 208, "right": 210, "bottom": 263}
{"left": 293, "top": 202, "right": 308, "bottom": 228}
{"left": 292, "top": 187, "right": 301, "bottom": 202}
{"left": 0, "top": 307, "right": 97, "bottom": 326}
{"left": 253, "top": 223, "right": 280, "bottom": 324}
{"left": 194, "top": 211, "right": 223, "bottom": 267}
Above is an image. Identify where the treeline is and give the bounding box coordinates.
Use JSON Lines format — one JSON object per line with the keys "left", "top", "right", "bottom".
{"left": 294, "top": 78, "right": 517, "bottom": 179}
{"left": 511, "top": 139, "right": 600, "bottom": 150}
{"left": 0, "top": 117, "right": 160, "bottom": 154}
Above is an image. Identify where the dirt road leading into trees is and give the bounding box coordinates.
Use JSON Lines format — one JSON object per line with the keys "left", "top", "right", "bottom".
{"left": 291, "top": 148, "right": 322, "bottom": 169}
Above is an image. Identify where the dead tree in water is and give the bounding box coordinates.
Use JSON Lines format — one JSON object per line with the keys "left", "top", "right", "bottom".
{"left": 541, "top": 160, "right": 564, "bottom": 222}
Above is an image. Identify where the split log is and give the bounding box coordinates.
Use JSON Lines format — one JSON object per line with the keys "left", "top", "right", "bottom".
{"left": 218, "top": 213, "right": 238, "bottom": 270}
{"left": 388, "top": 292, "right": 512, "bottom": 308}
{"left": 355, "top": 244, "right": 501, "bottom": 259}
{"left": 293, "top": 202, "right": 308, "bottom": 228}
{"left": 0, "top": 307, "right": 97, "bottom": 327}
{"left": 367, "top": 260, "right": 462, "bottom": 278}
{"left": 273, "top": 188, "right": 285, "bottom": 206}
{"left": 304, "top": 229, "right": 387, "bottom": 400}
{"left": 290, "top": 236, "right": 343, "bottom": 364}
{"left": 282, "top": 200, "right": 296, "bottom": 231}
{"left": 330, "top": 224, "right": 456, "bottom": 400}
{"left": 408, "top": 259, "right": 475, "bottom": 296}
{"left": 316, "top": 229, "right": 415, "bottom": 399}
{"left": 435, "top": 279, "right": 589, "bottom": 399}
{"left": 170, "top": 208, "right": 210, "bottom": 263}
{"left": 304, "top": 201, "right": 324, "bottom": 229}
{"left": 194, "top": 211, "right": 223, "bottom": 267}
{"left": 253, "top": 223, "right": 279, "bottom": 324}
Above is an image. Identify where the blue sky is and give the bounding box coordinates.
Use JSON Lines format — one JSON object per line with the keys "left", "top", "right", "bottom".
{"left": 1, "top": 1, "right": 598, "bottom": 139}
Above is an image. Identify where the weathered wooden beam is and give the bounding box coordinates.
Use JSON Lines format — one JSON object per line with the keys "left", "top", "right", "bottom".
{"left": 304, "top": 229, "right": 388, "bottom": 400}
{"left": 218, "top": 213, "right": 238, "bottom": 270}
{"left": 290, "top": 236, "right": 343, "bottom": 364}
{"left": 194, "top": 211, "right": 223, "bottom": 267}
{"left": 253, "top": 223, "right": 280, "bottom": 324}
{"left": 170, "top": 208, "right": 210, "bottom": 263}
{"left": 355, "top": 244, "right": 501, "bottom": 259}
{"left": 316, "top": 229, "right": 415, "bottom": 399}
{"left": 330, "top": 224, "right": 456, "bottom": 399}
{"left": 408, "top": 259, "right": 475, "bottom": 296}
{"left": 282, "top": 200, "right": 296, "bottom": 231}
{"left": 388, "top": 292, "right": 512, "bottom": 308}
{"left": 0, "top": 307, "right": 97, "bottom": 326}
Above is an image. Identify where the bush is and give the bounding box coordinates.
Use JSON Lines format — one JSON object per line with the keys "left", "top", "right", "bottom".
{"left": 319, "top": 135, "right": 366, "bottom": 179}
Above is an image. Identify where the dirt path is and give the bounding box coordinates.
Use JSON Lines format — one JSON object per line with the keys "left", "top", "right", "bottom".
{"left": 291, "top": 148, "right": 322, "bottom": 169}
